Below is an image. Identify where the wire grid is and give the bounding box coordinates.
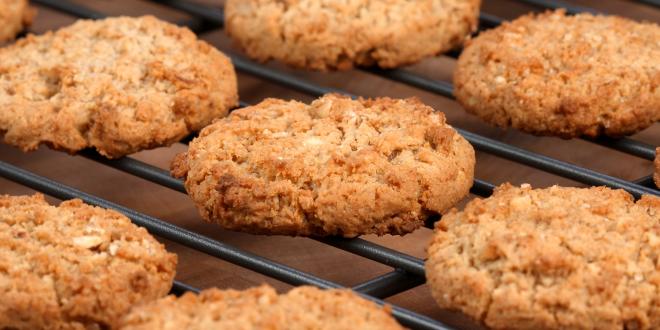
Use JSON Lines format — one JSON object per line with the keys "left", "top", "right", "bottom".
{"left": 0, "top": 1, "right": 658, "bottom": 329}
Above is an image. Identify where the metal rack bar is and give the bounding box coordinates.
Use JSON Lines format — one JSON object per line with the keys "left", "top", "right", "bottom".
{"left": 150, "top": 0, "right": 223, "bottom": 23}
{"left": 636, "top": 0, "right": 660, "bottom": 8}
{"left": 353, "top": 270, "right": 425, "bottom": 299}
{"left": 317, "top": 237, "right": 426, "bottom": 277}
{"left": 0, "top": 160, "right": 450, "bottom": 330}
{"left": 514, "top": 0, "right": 602, "bottom": 14}
{"left": 586, "top": 137, "right": 656, "bottom": 161}
{"left": 171, "top": 281, "right": 200, "bottom": 296}
{"left": 79, "top": 150, "right": 186, "bottom": 193}
{"left": 31, "top": 0, "right": 105, "bottom": 19}
{"left": 460, "top": 130, "right": 658, "bottom": 198}
{"left": 365, "top": 67, "right": 454, "bottom": 98}
{"left": 478, "top": 12, "right": 504, "bottom": 28}
{"left": 471, "top": 179, "right": 496, "bottom": 197}
{"left": 634, "top": 175, "right": 656, "bottom": 188}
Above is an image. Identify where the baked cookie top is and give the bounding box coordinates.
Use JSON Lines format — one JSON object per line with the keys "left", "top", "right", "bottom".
{"left": 0, "top": 194, "right": 177, "bottom": 329}
{"left": 225, "top": 0, "right": 480, "bottom": 70}
{"left": 0, "top": 15, "right": 238, "bottom": 158}
{"left": 120, "top": 285, "right": 403, "bottom": 329}
{"left": 454, "top": 10, "right": 660, "bottom": 138}
{"left": 0, "top": 0, "right": 33, "bottom": 42}
{"left": 426, "top": 184, "right": 660, "bottom": 329}
{"left": 172, "top": 94, "right": 475, "bottom": 237}
{"left": 655, "top": 147, "right": 660, "bottom": 189}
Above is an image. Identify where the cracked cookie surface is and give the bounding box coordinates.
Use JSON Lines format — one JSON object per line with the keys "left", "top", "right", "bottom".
{"left": 172, "top": 94, "right": 475, "bottom": 237}
{"left": 0, "top": 0, "right": 33, "bottom": 42}
{"left": 454, "top": 10, "right": 660, "bottom": 138}
{"left": 225, "top": 0, "right": 480, "bottom": 70}
{"left": 120, "top": 285, "right": 403, "bottom": 329}
{"left": 0, "top": 15, "right": 238, "bottom": 158}
{"left": 0, "top": 194, "right": 177, "bottom": 329}
{"left": 426, "top": 184, "right": 660, "bottom": 329}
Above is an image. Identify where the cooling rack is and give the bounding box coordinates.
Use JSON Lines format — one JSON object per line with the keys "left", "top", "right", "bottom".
{"left": 1, "top": 1, "right": 659, "bottom": 329}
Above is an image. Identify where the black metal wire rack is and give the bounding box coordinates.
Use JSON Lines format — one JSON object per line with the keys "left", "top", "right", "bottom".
{"left": 1, "top": 1, "right": 658, "bottom": 329}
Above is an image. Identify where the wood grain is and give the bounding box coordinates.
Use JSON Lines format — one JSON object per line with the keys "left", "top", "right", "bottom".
{"left": 0, "top": 1, "right": 658, "bottom": 329}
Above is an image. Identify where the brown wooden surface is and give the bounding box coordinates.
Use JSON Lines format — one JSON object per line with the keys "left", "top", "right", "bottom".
{"left": 1, "top": 1, "right": 659, "bottom": 329}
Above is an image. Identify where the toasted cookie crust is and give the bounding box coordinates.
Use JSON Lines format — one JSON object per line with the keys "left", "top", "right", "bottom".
{"left": 225, "top": 0, "right": 480, "bottom": 70}
{"left": 0, "top": 194, "right": 177, "bottom": 329}
{"left": 0, "top": 16, "right": 238, "bottom": 158}
{"left": 120, "top": 285, "right": 403, "bottom": 329}
{"left": 655, "top": 147, "right": 660, "bottom": 189}
{"left": 426, "top": 184, "right": 660, "bottom": 329}
{"left": 172, "top": 94, "right": 475, "bottom": 237}
{"left": 454, "top": 10, "right": 660, "bottom": 138}
{"left": 0, "top": 0, "right": 33, "bottom": 42}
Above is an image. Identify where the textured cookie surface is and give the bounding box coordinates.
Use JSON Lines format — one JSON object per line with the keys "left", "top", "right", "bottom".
{"left": 426, "top": 184, "right": 660, "bottom": 329}
{"left": 0, "top": 16, "right": 238, "bottom": 158}
{"left": 172, "top": 94, "right": 475, "bottom": 237}
{"left": 120, "top": 285, "right": 403, "bottom": 329}
{"left": 0, "top": 194, "right": 177, "bottom": 329}
{"left": 225, "top": 0, "right": 480, "bottom": 70}
{"left": 0, "top": 0, "right": 33, "bottom": 42}
{"left": 454, "top": 10, "right": 660, "bottom": 138}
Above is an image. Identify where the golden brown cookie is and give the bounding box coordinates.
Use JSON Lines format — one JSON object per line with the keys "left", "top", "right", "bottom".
{"left": 172, "top": 94, "right": 475, "bottom": 237}
{"left": 655, "top": 147, "right": 660, "bottom": 189}
{"left": 426, "top": 184, "right": 660, "bottom": 329}
{"left": 225, "top": 0, "right": 480, "bottom": 71}
{"left": 454, "top": 10, "right": 660, "bottom": 138}
{"left": 0, "top": 0, "right": 33, "bottom": 42}
{"left": 120, "top": 285, "right": 403, "bottom": 329}
{"left": 0, "top": 16, "right": 238, "bottom": 158}
{"left": 0, "top": 194, "right": 177, "bottom": 329}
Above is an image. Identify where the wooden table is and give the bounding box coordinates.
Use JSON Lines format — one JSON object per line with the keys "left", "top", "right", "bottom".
{"left": 1, "top": 1, "right": 658, "bottom": 329}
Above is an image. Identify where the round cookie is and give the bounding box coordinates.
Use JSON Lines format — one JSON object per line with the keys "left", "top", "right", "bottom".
{"left": 225, "top": 0, "right": 480, "bottom": 70}
{"left": 426, "top": 184, "right": 660, "bottom": 329}
{"left": 172, "top": 94, "right": 475, "bottom": 237}
{"left": 0, "top": 16, "right": 238, "bottom": 158}
{"left": 119, "top": 285, "right": 403, "bottom": 329}
{"left": 0, "top": 194, "right": 177, "bottom": 329}
{"left": 0, "top": 0, "right": 33, "bottom": 42}
{"left": 454, "top": 10, "right": 660, "bottom": 138}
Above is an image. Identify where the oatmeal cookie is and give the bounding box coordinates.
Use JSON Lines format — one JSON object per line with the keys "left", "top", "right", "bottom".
{"left": 454, "top": 10, "right": 660, "bottom": 138}
{"left": 120, "top": 285, "right": 403, "bottom": 329}
{"left": 172, "top": 94, "right": 475, "bottom": 237}
{"left": 0, "top": 194, "right": 177, "bottom": 329}
{"left": 0, "top": 16, "right": 238, "bottom": 158}
{"left": 426, "top": 184, "right": 660, "bottom": 329}
{"left": 225, "top": 0, "right": 480, "bottom": 70}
